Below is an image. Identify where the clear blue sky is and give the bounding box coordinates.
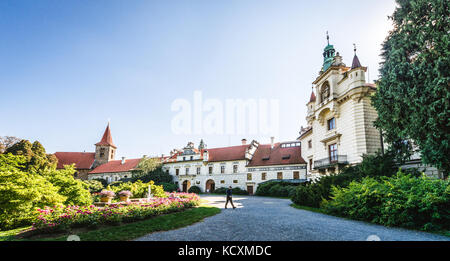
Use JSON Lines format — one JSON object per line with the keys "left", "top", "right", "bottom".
{"left": 0, "top": 0, "right": 397, "bottom": 159}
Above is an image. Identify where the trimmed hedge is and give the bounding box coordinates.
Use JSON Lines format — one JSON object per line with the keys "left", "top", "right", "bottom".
{"left": 188, "top": 186, "right": 201, "bottom": 194}
{"left": 213, "top": 187, "right": 249, "bottom": 195}
{"left": 255, "top": 181, "right": 301, "bottom": 198}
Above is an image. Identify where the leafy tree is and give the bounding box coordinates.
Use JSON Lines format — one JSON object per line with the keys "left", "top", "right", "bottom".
{"left": 5, "top": 139, "right": 57, "bottom": 172}
{"left": 372, "top": 0, "right": 450, "bottom": 178}
{"left": 134, "top": 157, "right": 161, "bottom": 174}
{"left": 0, "top": 136, "right": 21, "bottom": 153}
{"left": 42, "top": 166, "right": 93, "bottom": 206}
{"left": 0, "top": 154, "right": 66, "bottom": 229}
{"left": 130, "top": 166, "right": 173, "bottom": 184}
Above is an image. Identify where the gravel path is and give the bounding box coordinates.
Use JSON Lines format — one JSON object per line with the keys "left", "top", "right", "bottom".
{"left": 135, "top": 195, "right": 449, "bottom": 241}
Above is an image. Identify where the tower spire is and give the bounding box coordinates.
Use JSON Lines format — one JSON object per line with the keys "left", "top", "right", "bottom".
{"left": 326, "top": 31, "right": 330, "bottom": 45}
{"left": 351, "top": 43, "right": 362, "bottom": 69}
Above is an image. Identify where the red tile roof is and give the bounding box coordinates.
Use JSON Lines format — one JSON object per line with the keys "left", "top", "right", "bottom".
{"left": 206, "top": 145, "right": 249, "bottom": 162}
{"left": 247, "top": 143, "right": 306, "bottom": 167}
{"left": 309, "top": 91, "right": 316, "bottom": 103}
{"left": 95, "top": 123, "right": 116, "bottom": 148}
{"left": 89, "top": 158, "right": 142, "bottom": 174}
{"left": 54, "top": 152, "right": 95, "bottom": 170}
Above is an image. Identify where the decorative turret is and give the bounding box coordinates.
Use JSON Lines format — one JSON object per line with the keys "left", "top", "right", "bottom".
{"left": 308, "top": 90, "right": 316, "bottom": 104}
{"left": 351, "top": 44, "right": 362, "bottom": 69}
{"left": 322, "top": 32, "right": 336, "bottom": 72}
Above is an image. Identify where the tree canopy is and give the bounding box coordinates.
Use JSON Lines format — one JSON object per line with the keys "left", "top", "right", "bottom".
{"left": 372, "top": 0, "right": 450, "bottom": 178}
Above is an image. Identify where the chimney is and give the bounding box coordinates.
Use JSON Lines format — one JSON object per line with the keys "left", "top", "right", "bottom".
{"left": 241, "top": 139, "right": 247, "bottom": 145}
{"left": 121, "top": 157, "right": 126, "bottom": 165}
{"left": 270, "top": 137, "right": 275, "bottom": 149}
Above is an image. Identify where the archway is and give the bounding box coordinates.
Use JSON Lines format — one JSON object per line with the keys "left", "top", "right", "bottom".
{"left": 205, "top": 179, "right": 215, "bottom": 193}
{"left": 182, "top": 180, "right": 191, "bottom": 192}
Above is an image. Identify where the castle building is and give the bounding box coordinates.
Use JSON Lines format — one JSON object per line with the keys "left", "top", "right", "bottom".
{"left": 162, "top": 138, "right": 307, "bottom": 194}
{"left": 55, "top": 123, "right": 142, "bottom": 182}
{"left": 297, "top": 37, "right": 382, "bottom": 180}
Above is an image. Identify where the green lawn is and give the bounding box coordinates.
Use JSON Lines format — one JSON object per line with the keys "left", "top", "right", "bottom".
{"left": 1, "top": 205, "right": 221, "bottom": 241}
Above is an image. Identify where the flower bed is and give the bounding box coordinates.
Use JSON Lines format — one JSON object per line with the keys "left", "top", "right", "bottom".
{"left": 31, "top": 193, "right": 200, "bottom": 233}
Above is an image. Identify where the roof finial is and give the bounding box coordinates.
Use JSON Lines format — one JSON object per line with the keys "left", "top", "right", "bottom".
{"left": 353, "top": 43, "right": 357, "bottom": 55}
{"left": 326, "top": 31, "right": 330, "bottom": 45}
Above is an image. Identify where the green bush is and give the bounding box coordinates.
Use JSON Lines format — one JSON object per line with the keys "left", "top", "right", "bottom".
{"left": 83, "top": 180, "right": 104, "bottom": 193}
{"left": 160, "top": 182, "right": 178, "bottom": 192}
{"left": 188, "top": 186, "right": 201, "bottom": 194}
{"left": 213, "top": 187, "right": 248, "bottom": 195}
{"left": 106, "top": 180, "right": 166, "bottom": 198}
{"left": 42, "top": 166, "right": 93, "bottom": 206}
{"left": 292, "top": 184, "right": 323, "bottom": 208}
{"left": 322, "top": 172, "right": 450, "bottom": 231}
{"left": 93, "top": 178, "right": 108, "bottom": 188}
{"left": 0, "top": 167, "right": 66, "bottom": 230}
{"left": 130, "top": 166, "right": 173, "bottom": 184}
{"left": 256, "top": 181, "right": 302, "bottom": 197}
{"left": 290, "top": 151, "right": 399, "bottom": 207}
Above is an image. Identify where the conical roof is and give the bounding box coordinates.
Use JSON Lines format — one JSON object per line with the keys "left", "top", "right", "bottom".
{"left": 308, "top": 91, "right": 316, "bottom": 103}
{"left": 351, "top": 54, "right": 362, "bottom": 69}
{"left": 95, "top": 123, "right": 116, "bottom": 148}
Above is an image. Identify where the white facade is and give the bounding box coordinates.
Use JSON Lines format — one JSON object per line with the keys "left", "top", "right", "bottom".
{"left": 298, "top": 45, "right": 382, "bottom": 179}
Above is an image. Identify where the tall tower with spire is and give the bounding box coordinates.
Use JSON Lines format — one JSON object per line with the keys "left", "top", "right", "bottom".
{"left": 94, "top": 123, "right": 117, "bottom": 167}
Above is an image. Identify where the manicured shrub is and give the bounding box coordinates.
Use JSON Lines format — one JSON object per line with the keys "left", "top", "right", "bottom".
{"left": 188, "top": 186, "right": 201, "bottom": 194}
{"left": 213, "top": 187, "right": 249, "bottom": 195}
{"left": 322, "top": 172, "right": 450, "bottom": 231}
{"left": 256, "top": 181, "right": 302, "bottom": 197}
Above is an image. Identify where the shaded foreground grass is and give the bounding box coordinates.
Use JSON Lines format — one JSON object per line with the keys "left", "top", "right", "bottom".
{"left": 0, "top": 205, "right": 221, "bottom": 241}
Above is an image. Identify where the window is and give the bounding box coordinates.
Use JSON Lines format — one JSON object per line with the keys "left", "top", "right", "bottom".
{"left": 190, "top": 156, "right": 193, "bottom": 160}
{"left": 293, "top": 171, "right": 300, "bottom": 180}
{"left": 309, "top": 159, "right": 313, "bottom": 170}
{"left": 277, "top": 172, "right": 283, "bottom": 180}
{"left": 233, "top": 180, "right": 238, "bottom": 184}
{"left": 175, "top": 169, "right": 180, "bottom": 175}
{"left": 261, "top": 173, "right": 267, "bottom": 180}
{"left": 308, "top": 140, "right": 312, "bottom": 149}
{"left": 221, "top": 166, "right": 225, "bottom": 174}
{"left": 329, "top": 144, "right": 338, "bottom": 162}
{"left": 100, "top": 148, "right": 105, "bottom": 158}
{"left": 196, "top": 167, "right": 201, "bottom": 175}
{"left": 220, "top": 180, "right": 225, "bottom": 184}
{"left": 328, "top": 117, "right": 336, "bottom": 130}
{"left": 209, "top": 166, "right": 213, "bottom": 174}
{"left": 185, "top": 168, "right": 189, "bottom": 175}
{"left": 183, "top": 157, "right": 186, "bottom": 161}
{"left": 247, "top": 173, "right": 252, "bottom": 181}
{"left": 233, "top": 165, "right": 238, "bottom": 173}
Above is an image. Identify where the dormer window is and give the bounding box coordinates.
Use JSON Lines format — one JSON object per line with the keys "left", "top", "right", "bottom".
{"left": 282, "top": 155, "right": 291, "bottom": 160}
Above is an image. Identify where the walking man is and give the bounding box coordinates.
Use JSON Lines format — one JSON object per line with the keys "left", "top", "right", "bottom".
{"left": 225, "top": 186, "right": 236, "bottom": 209}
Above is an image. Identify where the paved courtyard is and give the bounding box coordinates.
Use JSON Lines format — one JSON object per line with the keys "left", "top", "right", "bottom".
{"left": 135, "top": 195, "right": 449, "bottom": 241}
